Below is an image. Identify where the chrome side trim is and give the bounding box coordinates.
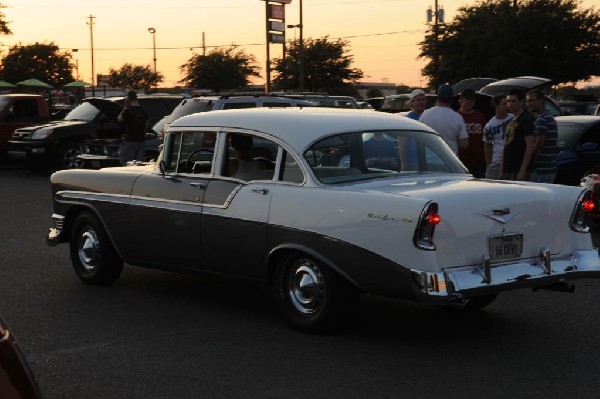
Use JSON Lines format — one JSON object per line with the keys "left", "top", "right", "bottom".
{"left": 411, "top": 249, "right": 600, "bottom": 300}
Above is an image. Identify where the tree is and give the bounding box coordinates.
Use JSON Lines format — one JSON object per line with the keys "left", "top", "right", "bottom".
{"left": 272, "top": 36, "right": 364, "bottom": 92}
{"left": 107, "top": 64, "right": 164, "bottom": 91}
{"left": 418, "top": 0, "right": 600, "bottom": 88}
{"left": 0, "top": 3, "right": 11, "bottom": 37}
{"left": 179, "top": 47, "right": 260, "bottom": 93}
{"left": 1, "top": 42, "right": 72, "bottom": 86}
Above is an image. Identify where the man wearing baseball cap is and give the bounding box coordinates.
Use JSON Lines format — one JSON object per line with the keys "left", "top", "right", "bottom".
{"left": 406, "top": 89, "right": 427, "bottom": 120}
{"left": 418, "top": 84, "right": 468, "bottom": 155}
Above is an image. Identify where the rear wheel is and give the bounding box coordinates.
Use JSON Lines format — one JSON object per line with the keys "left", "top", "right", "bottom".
{"left": 70, "top": 212, "right": 123, "bottom": 285}
{"left": 272, "top": 253, "right": 358, "bottom": 333}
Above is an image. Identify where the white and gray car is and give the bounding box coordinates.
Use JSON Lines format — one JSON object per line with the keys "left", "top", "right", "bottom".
{"left": 47, "top": 108, "right": 600, "bottom": 332}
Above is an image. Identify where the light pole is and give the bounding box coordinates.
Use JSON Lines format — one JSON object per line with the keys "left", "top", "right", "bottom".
{"left": 298, "top": 0, "right": 304, "bottom": 92}
{"left": 148, "top": 27, "right": 157, "bottom": 74}
{"left": 87, "top": 15, "right": 95, "bottom": 96}
{"left": 72, "top": 49, "right": 80, "bottom": 80}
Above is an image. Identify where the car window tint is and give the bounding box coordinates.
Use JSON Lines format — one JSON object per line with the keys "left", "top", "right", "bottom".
{"left": 263, "top": 102, "right": 294, "bottom": 107}
{"left": 304, "top": 130, "right": 465, "bottom": 184}
{"left": 221, "top": 102, "right": 257, "bottom": 110}
{"left": 557, "top": 122, "right": 584, "bottom": 149}
{"left": 223, "top": 133, "right": 278, "bottom": 181}
{"left": 281, "top": 151, "right": 304, "bottom": 183}
{"left": 163, "top": 131, "right": 217, "bottom": 174}
{"left": 578, "top": 124, "right": 600, "bottom": 146}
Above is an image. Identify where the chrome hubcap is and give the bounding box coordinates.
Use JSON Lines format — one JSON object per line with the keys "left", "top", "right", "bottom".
{"left": 78, "top": 228, "right": 99, "bottom": 271}
{"left": 64, "top": 148, "right": 83, "bottom": 169}
{"left": 288, "top": 259, "right": 325, "bottom": 315}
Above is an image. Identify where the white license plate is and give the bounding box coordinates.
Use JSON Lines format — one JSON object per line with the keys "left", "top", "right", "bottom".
{"left": 490, "top": 234, "right": 523, "bottom": 261}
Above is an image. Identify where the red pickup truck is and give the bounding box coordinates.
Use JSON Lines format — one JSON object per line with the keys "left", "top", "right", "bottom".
{"left": 0, "top": 94, "right": 51, "bottom": 158}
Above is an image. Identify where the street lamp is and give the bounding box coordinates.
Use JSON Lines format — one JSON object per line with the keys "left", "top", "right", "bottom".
{"left": 148, "top": 27, "right": 157, "bottom": 74}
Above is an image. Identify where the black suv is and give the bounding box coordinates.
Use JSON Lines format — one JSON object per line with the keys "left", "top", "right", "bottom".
{"left": 78, "top": 95, "right": 314, "bottom": 169}
{"left": 7, "top": 94, "right": 182, "bottom": 171}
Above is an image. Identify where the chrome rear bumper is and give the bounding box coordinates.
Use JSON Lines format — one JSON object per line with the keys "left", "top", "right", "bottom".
{"left": 411, "top": 249, "right": 600, "bottom": 301}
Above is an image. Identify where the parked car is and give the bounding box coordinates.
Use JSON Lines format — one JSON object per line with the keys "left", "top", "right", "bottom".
{"left": 77, "top": 95, "right": 314, "bottom": 169}
{"left": 47, "top": 108, "right": 600, "bottom": 333}
{"left": 0, "top": 315, "right": 41, "bottom": 398}
{"left": 7, "top": 94, "right": 182, "bottom": 171}
{"left": 558, "top": 101, "right": 598, "bottom": 116}
{"left": 280, "top": 94, "right": 360, "bottom": 109}
{"left": 479, "top": 76, "right": 562, "bottom": 116}
{"left": 379, "top": 93, "right": 437, "bottom": 113}
{"left": 555, "top": 116, "right": 600, "bottom": 186}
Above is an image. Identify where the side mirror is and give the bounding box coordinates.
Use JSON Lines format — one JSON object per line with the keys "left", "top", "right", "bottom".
{"left": 576, "top": 142, "right": 598, "bottom": 152}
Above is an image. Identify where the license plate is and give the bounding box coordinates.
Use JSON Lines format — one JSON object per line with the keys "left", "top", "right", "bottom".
{"left": 489, "top": 234, "right": 523, "bottom": 261}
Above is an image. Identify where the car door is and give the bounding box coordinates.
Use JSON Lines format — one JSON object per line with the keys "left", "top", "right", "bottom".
{"left": 125, "top": 130, "right": 217, "bottom": 269}
{"left": 200, "top": 131, "right": 283, "bottom": 279}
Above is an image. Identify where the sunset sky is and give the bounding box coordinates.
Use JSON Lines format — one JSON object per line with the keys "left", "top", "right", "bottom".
{"left": 1, "top": 0, "right": 599, "bottom": 89}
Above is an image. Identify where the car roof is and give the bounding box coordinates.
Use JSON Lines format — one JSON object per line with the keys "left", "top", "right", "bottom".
{"left": 170, "top": 107, "right": 434, "bottom": 151}
{"left": 555, "top": 115, "right": 600, "bottom": 123}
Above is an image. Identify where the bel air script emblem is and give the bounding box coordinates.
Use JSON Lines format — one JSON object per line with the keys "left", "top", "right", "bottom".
{"left": 482, "top": 208, "right": 519, "bottom": 224}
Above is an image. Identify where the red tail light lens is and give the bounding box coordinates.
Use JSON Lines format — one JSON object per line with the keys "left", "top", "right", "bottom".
{"left": 583, "top": 200, "right": 595, "bottom": 212}
{"left": 427, "top": 213, "right": 441, "bottom": 225}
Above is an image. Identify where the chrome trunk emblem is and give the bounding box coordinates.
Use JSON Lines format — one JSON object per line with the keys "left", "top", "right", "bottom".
{"left": 483, "top": 208, "right": 519, "bottom": 224}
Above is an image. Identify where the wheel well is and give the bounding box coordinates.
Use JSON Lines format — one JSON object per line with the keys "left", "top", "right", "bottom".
{"left": 266, "top": 247, "right": 360, "bottom": 292}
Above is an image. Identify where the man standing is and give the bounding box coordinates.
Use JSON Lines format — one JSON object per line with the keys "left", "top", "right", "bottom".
{"left": 405, "top": 89, "right": 427, "bottom": 120}
{"left": 526, "top": 89, "right": 558, "bottom": 183}
{"left": 117, "top": 90, "right": 148, "bottom": 165}
{"left": 502, "top": 89, "right": 534, "bottom": 180}
{"left": 483, "top": 95, "right": 512, "bottom": 179}
{"left": 419, "top": 84, "right": 468, "bottom": 156}
{"left": 457, "top": 88, "right": 487, "bottom": 177}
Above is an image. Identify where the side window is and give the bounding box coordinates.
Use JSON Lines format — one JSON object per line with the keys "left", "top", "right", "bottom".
{"left": 163, "top": 131, "right": 216, "bottom": 174}
{"left": 579, "top": 125, "right": 600, "bottom": 146}
{"left": 221, "top": 102, "right": 256, "bottom": 110}
{"left": 263, "top": 102, "right": 292, "bottom": 108}
{"left": 281, "top": 151, "right": 304, "bottom": 183}
{"left": 10, "top": 99, "right": 40, "bottom": 119}
{"left": 223, "top": 133, "right": 278, "bottom": 181}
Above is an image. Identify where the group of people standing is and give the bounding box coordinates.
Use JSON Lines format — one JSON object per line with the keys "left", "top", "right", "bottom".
{"left": 405, "top": 85, "right": 557, "bottom": 183}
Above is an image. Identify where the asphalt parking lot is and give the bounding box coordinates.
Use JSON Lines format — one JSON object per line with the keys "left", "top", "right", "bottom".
{"left": 2, "top": 163, "right": 600, "bottom": 398}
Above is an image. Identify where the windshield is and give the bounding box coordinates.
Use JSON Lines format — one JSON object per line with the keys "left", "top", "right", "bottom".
{"left": 304, "top": 130, "right": 467, "bottom": 184}
{"left": 64, "top": 101, "right": 101, "bottom": 122}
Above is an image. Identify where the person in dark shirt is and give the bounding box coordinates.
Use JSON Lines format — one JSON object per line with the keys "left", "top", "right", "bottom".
{"left": 117, "top": 90, "right": 149, "bottom": 165}
{"left": 526, "top": 89, "right": 558, "bottom": 183}
{"left": 502, "top": 89, "right": 534, "bottom": 181}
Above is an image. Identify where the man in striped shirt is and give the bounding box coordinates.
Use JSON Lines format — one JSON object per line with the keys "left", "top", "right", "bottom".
{"left": 526, "top": 89, "right": 557, "bottom": 183}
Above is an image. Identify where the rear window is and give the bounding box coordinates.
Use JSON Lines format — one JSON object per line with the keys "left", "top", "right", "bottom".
{"left": 167, "top": 99, "right": 213, "bottom": 122}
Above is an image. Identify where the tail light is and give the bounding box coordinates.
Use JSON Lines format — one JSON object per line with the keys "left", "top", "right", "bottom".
{"left": 570, "top": 189, "right": 594, "bottom": 232}
{"left": 414, "top": 202, "right": 440, "bottom": 250}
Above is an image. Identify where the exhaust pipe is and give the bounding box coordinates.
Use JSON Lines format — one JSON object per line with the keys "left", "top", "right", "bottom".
{"left": 533, "top": 282, "right": 575, "bottom": 293}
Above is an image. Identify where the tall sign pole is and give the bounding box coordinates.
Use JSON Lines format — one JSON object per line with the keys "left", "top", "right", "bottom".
{"left": 299, "top": 0, "right": 304, "bottom": 91}
{"left": 264, "top": 0, "right": 291, "bottom": 93}
{"left": 87, "top": 15, "right": 95, "bottom": 97}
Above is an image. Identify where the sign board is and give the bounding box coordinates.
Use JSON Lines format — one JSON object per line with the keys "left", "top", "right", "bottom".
{"left": 269, "top": 33, "right": 285, "bottom": 44}
{"left": 269, "top": 4, "right": 285, "bottom": 20}
{"left": 269, "top": 21, "right": 285, "bottom": 32}
{"left": 96, "top": 74, "right": 110, "bottom": 86}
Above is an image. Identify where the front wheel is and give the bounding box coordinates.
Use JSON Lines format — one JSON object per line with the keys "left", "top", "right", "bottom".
{"left": 272, "top": 253, "right": 358, "bottom": 333}
{"left": 70, "top": 212, "right": 123, "bottom": 285}
{"left": 54, "top": 142, "right": 84, "bottom": 171}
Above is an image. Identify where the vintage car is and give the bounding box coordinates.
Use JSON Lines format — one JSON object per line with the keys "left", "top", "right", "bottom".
{"left": 47, "top": 108, "right": 600, "bottom": 333}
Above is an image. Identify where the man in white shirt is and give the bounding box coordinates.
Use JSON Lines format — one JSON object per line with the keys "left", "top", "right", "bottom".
{"left": 419, "top": 84, "right": 468, "bottom": 155}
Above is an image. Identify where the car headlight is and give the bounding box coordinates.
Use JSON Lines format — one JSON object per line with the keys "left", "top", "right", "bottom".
{"left": 31, "top": 128, "right": 54, "bottom": 140}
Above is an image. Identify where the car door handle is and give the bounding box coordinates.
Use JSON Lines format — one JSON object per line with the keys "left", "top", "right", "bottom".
{"left": 252, "top": 188, "right": 269, "bottom": 195}
{"left": 189, "top": 182, "right": 206, "bottom": 189}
